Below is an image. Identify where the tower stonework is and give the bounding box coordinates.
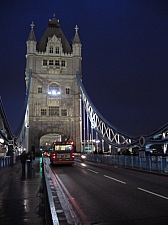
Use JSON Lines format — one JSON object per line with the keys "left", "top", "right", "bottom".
{"left": 26, "top": 17, "right": 82, "bottom": 153}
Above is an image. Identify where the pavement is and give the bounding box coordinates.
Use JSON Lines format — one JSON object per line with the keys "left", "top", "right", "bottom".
{"left": 0, "top": 157, "right": 46, "bottom": 225}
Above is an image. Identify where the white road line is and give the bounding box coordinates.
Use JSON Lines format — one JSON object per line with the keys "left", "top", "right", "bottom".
{"left": 137, "top": 187, "right": 168, "bottom": 200}
{"left": 87, "top": 169, "right": 98, "bottom": 174}
{"left": 104, "top": 175, "right": 126, "bottom": 184}
{"left": 75, "top": 164, "right": 85, "bottom": 169}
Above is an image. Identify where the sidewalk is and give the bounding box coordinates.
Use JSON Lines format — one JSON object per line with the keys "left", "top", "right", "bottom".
{"left": 0, "top": 157, "right": 46, "bottom": 225}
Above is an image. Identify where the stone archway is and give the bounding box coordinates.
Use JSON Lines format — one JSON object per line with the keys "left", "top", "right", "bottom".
{"left": 40, "top": 133, "right": 61, "bottom": 151}
{"left": 29, "top": 126, "right": 71, "bottom": 155}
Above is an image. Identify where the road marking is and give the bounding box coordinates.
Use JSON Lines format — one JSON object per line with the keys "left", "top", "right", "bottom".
{"left": 75, "top": 164, "right": 85, "bottom": 169}
{"left": 104, "top": 175, "right": 126, "bottom": 184}
{"left": 137, "top": 187, "right": 168, "bottom": 200}
{"left": 87, "top": 169, "right": 98, "bottom": 174}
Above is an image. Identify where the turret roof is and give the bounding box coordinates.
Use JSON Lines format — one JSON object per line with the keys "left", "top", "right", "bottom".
{"left": 73, "top": 25, "right": 81, "bottom": 44}
{"left": 36, "top": 17, "right": 72, "bottom": 53}
{"left": 27, "top": 22, "right": 36, "bottom": 41}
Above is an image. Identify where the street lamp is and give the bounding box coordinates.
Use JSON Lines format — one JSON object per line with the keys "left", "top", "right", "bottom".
{"left": 0, "top": 138, "right": 4, "bottom": 144}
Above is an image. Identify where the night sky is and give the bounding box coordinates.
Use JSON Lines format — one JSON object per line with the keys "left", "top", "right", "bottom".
{"left": 0, "top": 0, "right": 168, "bottom": 137}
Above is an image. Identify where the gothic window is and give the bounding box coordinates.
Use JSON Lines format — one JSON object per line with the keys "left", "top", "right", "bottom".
{"left": 61, "top": 60, "right": 65, "bottom": 67}
{"left": 66, "top": 88, "right": 70, "bottom": 94}
{"left": 38, "top": 87, "right": 42, "bottom": 93}
{"left": 61, "top": 109, "right": 67, "bottom": 116}
{"left": 55, "top": 60, "right": 59, "bottom": 66}
{"left": 43, "top": 60, "right": 47, "bottom": 66}
{"left": 56, "top": 47, "right": 59, "bottom": 54}
{"left": 49, "top": 106, "right": 59, "bottom": 116}
{"left": 49, "top": 46, "right": 53, "bottom": 53}
{"left": 41, "top": 109, "right": 47, "bottom": 116}
{"left": 49, "top": 60, "right": 54, "bottom": 65}
{"left": 48, "top": 82, "right": 61, "bottom": 96}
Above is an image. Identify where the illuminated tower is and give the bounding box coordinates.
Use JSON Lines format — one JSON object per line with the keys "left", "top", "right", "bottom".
{"left": 25, "top": 16, "right": 82, "bottom": 153}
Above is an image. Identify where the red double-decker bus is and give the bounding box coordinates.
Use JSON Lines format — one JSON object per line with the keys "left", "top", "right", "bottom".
{"left": 50, "top": 141, "right": 75, "bottom": 165}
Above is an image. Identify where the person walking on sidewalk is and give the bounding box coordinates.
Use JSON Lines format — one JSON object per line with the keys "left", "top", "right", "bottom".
{"left": 27, "top": 151, "right": 31, "bottom": 171}
{"left": 30, "top": 150, "right": 35, "bottom": 169}
{"left": 20, "top": 150, "right": 27, "bottom": 173}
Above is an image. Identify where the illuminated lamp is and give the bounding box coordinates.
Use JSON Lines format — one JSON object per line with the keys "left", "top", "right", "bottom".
{"left": 48, "top": 90, "right": 61, "bottom": 95}
{"left": 70, "top": 141, "right": 74, "bottom": 145}
{"left": 0, "top": 138, "right": 4, "bottom": 144}
{"left": 52, "top": 90, "right": 56, "bottom": 95}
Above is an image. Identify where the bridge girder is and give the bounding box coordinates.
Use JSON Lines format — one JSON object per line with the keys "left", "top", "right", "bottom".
{"left": 76, "top": 72, "right": 168, "bottom": 150}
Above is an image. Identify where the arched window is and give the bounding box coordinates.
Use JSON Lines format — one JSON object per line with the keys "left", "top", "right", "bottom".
{"left": 48, "top": 82, "right": 61, "bottom": 96}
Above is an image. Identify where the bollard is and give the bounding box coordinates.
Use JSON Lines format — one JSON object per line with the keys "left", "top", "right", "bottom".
{"left": 161, "top": 155, "right": 166, "bottom": 172}
{"left": 3, "top": 157, "right": 5, "bottom": 167}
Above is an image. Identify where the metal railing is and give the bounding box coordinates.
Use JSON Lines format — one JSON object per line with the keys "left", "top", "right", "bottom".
{"left": 43, "top": 158, "right": 60, "bottom": 225}
{"left": 86, "top": 154, "right": 168, "bottom": 174}
{"left": 0, "top": 156, "right": 11, "bottom": 168}
{"left": 0, "top": 154, "right": 20, "bottom": 169}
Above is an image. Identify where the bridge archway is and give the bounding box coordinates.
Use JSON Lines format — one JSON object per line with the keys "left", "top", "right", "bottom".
{"left": 30, "top": 126, "right": 72, "bottom": 154}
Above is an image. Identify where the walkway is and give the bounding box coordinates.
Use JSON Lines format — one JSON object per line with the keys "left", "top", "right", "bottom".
{"left": 0, "top": 157, "right": 46, "bottom": 225}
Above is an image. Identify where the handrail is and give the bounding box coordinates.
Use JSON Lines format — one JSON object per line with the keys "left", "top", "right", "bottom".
{"left": 43, "top": 159, "right": 60, "bottom": 225}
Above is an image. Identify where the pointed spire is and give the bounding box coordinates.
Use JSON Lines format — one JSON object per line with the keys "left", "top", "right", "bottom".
{"left": 73, "top": 25, "right": 81, "bottom": 44}
{"left": 27, "top": 21, "right": 36, "bottom": 41}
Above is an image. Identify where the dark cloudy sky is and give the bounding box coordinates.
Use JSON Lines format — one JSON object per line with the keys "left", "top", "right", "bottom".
{"left": 0, "top": 0, "right": 168, "bottom": 137}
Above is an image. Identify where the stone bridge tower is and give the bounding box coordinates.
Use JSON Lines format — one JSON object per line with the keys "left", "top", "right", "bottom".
{"left": 25, "top": 16, "right": 82, "bottom": 153}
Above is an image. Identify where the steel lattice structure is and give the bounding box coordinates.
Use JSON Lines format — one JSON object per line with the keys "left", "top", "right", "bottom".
{"left": 76, "top": 72, "right": 168, "bottom": 149}
{"left": 76, "top": 72, "right": 139, "bottom": 148}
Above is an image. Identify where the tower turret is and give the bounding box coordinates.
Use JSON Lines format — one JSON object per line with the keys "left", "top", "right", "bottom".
{"left": 72, "top": 25, "right": 82, "bottom": 74}
{"left": 26, "top": 22, "right": 37, "bottom": 54}
{"left": 72, "top": 25, "right": 81, "bottom": 56}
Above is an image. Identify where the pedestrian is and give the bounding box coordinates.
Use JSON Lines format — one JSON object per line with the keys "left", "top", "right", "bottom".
{"left": 30, "top": 151, "right": 35, "bottom": 169}
{"left": 20, "top": 150, "right": 27, "bottom": 173}
{"left": 27, "top": 151, "right": 31, "bottom": 171}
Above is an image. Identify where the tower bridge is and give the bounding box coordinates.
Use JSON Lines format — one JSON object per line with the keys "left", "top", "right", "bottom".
{"left": 0, "top": 16, "right": 168, "bottom": 158}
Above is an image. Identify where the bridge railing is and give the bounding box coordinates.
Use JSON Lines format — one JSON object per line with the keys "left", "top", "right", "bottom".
{"left": 0, "top": 156, "right": 11, "bottom": 168}
{"left": 86, "top": 154, "right": 168, "bottom": 174}
{"left": 0, "top": 153, "right": 21, "bottom": 169}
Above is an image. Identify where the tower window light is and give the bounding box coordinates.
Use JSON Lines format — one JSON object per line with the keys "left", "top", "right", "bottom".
{"left": 48, "top": 90, "right": 61, "bottom": 95}
{"left": 48, "top": 82, "right": 61, "bottom": 96}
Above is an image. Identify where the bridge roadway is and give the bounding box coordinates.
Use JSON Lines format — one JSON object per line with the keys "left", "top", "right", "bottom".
{"left": 48, "top": 158, "right": 168, "bottom": 225}
{"left": 1, "top": 156, "right": 168, "bottom": 224}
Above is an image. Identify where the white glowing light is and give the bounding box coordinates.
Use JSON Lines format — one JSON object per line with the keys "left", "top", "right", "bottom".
{"left": 52, "top": 90, "right": 56, "bottom": 95}
{"left": 48, "top": 90, "right": 61, "bottom": 95}
{"left": 0, "top": 138, "right": 4, "bottom": 144}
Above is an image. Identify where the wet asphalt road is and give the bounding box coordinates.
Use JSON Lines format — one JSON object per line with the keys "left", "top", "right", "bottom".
{"left": 51, "top": 160, "right": 168, "bottom": 225}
